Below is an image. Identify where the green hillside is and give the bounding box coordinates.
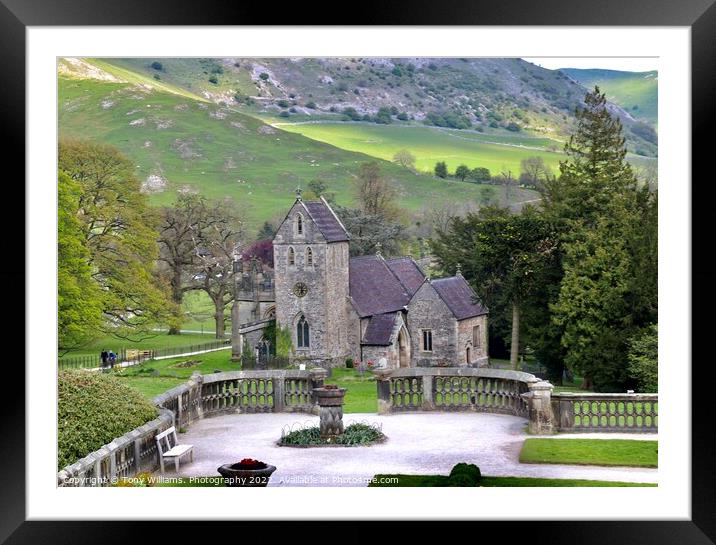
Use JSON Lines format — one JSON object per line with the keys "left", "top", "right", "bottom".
{"left": 560, "top": 68, "right": 658, "bottom": 125}
{"left": 104, "top": 57, "right": 658, "bottom": 158}
{"left": 58, "top": 58, "right": 539, "bottom": 231}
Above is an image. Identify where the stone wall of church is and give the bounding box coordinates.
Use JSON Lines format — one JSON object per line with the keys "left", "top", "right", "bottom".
{"left": 457, "top": 315, "right": 489, "bottom": 367}
{"left": 273, "top": 201, "right": 349, "bottom": 367}
{"left": 345, "top": 304, "right": 362, "bottom": 362}
{"left": 406, "top": 282, "right": 457, "bottom": 366}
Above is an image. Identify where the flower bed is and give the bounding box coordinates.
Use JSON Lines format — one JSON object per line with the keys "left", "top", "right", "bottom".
{"left": 278, "top": 422, "right": 386, "bottom": 447}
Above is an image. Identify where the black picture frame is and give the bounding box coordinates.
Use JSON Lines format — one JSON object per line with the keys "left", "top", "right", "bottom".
{"left": 5, "top": 0, "right": 714, "bottom": 542}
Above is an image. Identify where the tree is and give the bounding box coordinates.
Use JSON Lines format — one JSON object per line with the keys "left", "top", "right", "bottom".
{"left": 303, "top": 179, "right": 335, "bottom": 202}
{"left": 434, "top": 161, "right": 448, "bottom": 179}
{"left": 189, "top": 198, "right": 246, "bottom": 338}
{"left": 544, "top": 86, "right": 657, "bottom": 390}
{"left": 519, "top": 156, "right": 551, "bottom": 189}
{"left": 256, "top": 221, "right": 276, "bottom": 241}
{"left": 242, "top": 239, "right": 274, "bottom": 267}
{"left": 454, "top": 164, "right": 470, "bottom": 181}
{"left": 478, "top": 186, "right": 498, "bottom": 207}
{"left": 333, "top": 204, "right": 407, "bottom": 257}
{"left": 157, "top": 193, "right": 210, "bottom": 334}
{"left": 627, "top": 324, "right": 658, "bottom": 393}
{"left": 355, "top": 162, "right": 399, "bottom": 220}
{"left": 59, "top": 139, "right": 177, "bottom": 341}
{"left": 469, "top": 167, "right": 491, "bottom": 183}
{"left": 58, "top": 171, "right": 103, "bottom": 351}
{"left": 393, "top": 149, "right": 416, "bottom": 170}
{"left": 493, "top": 170, "right": 517, "bottom": 205}
{"left": 431, "top": 206, "right": 557, "bottom": 369}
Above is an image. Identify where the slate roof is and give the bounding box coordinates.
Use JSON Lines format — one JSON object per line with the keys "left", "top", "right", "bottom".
{"left": 362, "top": 313, "right": 397, "bottom": 346}
{"left": 385, "top": 257, "right": 426, "bottom": 296}
{"left": 349, "top": 255, "right": 411, "bottom": 317}
{"left": 302, "top": 199, "right": 349, "bottom": 242}
{"left": 430, "top": 276, "right": 489, "bottom": 320}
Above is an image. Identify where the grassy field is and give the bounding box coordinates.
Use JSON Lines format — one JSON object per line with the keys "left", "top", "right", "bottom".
{"left": 58, "top": 61, "right": 540, "bottom": 232}
{"left": 275, "top": 121, "right": 565, "bottom": 175}
{"left": 519, "top": 438, "right": 658, "bottom": 468}
{"left": 275, "top": 121, "right": 657, "bottom": 176}
{"left": 368, "top": 474, "right": 655, "bottom": 487}
{"left": 561, "top": 69, "right": 658, "bottom": 125}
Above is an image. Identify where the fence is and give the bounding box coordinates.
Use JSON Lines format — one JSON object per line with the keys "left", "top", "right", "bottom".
{"left": 551, "top": 393, "right": 658, "bottom": 433}
{"left": 57, "top": 368, "right": 328, "bottom": 487}
{"left": 239, "top": 355, "right": 292, "bottom": 371}
{"left": 58, "top": 339, "right": 231, "bottom": 370}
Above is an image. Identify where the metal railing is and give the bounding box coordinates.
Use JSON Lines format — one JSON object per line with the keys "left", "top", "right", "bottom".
{"left": 58, "top": 339, "right": 231, "bottom": 370}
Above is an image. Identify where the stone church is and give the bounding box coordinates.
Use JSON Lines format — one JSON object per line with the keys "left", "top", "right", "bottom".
{"left": 231, "top": 194, "right": 489, "bottom": 369}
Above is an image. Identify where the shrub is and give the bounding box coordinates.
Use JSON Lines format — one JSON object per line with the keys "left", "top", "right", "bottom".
{"left": 208, "top": 75, "right": 218, "bottom": 84}
{"left": 150, "top": 61, "right": 163, "bottom": 71}
{"left": 305, "top": 101, "right": 317, "bottom": 109}
{"left": 279, "top": 111, "right": 290, "bottom": 118}
{"left": 345, "top": 357, "right": 354, "bottom": 368}
{"left": 448, "top": 463, "right": 482, "bottom": 485}
{"left": 506, "top": 122, "right": 521, "bottom": 132}
{"left": 58, "top": 371, "right": 158, "bottom": 469}
{"left": 277, "top": 99, "right": 290, "bottom": 108}
{"left": 259, "top": 72, "right": 269, "bottom": 81}
{"left": 153, "top": 74, "right": 161, "bottom": 81}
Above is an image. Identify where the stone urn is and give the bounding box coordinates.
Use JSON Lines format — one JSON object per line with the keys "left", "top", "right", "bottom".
{"left": 313, "top": 385, "right": 347, "bottom": 440}
{"left": 217, "top": 458, "right": 277, "bottom": 487}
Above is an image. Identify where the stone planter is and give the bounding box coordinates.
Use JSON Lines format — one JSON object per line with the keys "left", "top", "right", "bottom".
{"left": 313, "top": 386, "right": 347, "bottom": 440}
{"left": 217, "top": 462, "right": 277, "bottom": 487}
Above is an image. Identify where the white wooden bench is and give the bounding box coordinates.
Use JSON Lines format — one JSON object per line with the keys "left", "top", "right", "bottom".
{"left": 155, "top": 426, "right": 194, "bottom": 473}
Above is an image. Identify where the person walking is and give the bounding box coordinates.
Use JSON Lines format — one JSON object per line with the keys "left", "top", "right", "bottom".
{"left": 100, "top": 349, "right": 108, "bottom": 368}
{"left": 109, "top": 350, "right": 116, "bottom": 369}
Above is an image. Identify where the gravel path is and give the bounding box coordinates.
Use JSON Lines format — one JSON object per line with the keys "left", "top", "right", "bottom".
{"left": 173, "top": 412, "right": 658, "bottom": 487}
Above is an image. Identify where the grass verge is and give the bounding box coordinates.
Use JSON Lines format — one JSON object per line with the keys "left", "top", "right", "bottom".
{"left": 368, "top": 474, "right": 656, "bottom": 487}
{"left": 519, "top": 438, "right": 658, "bottom": 468}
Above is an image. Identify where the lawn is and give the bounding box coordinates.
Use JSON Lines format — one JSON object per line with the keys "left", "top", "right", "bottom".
{"left": 368, "top": 474, "right": 655, "bottom": 487}
{"left": 519, "top": 438, "right": 658, "bottom": 468}
{"left": 114, "top": 353, "right": 380, "bottom": 412}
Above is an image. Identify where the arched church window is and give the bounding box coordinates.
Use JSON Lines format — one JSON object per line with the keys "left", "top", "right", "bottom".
{"left": 306, "top": 247, "right": 313, "bottom": 266}
{"left": 296, "top": 214, "right": 303, "bottom": 235}
{"left": 297, "top": 316, "right": 310, "bottom": 348}
{"left": 288, "top": 247, "right": 295, "bottom": 266}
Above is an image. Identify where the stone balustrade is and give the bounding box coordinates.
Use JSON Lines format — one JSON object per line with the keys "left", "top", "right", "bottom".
{"left": 57, "top": 368, "right": 328, "bottom": 487}
{"left": 374, "top": 367, "right": 554, "bottom": 433}
{"left": 551, "top": 392, "right": 658, "bottom": 433}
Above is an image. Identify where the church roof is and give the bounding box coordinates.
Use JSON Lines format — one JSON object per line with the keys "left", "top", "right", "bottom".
{"left": 385, "top": 257, "right": 426, "bottom": 296}
{"left": 349, "top": 255, "right": 411, "bottom": 317}
{"left": 302, "top": 198, "right": 349, "bottom": 242}
{"left": 361, "top": 313, "right": 397, "bottom": 346}
{"left": 430, "top": 276, "right": 489, "bottom": 320}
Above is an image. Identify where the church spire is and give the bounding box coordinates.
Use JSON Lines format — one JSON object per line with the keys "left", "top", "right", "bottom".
{"left": 456, "top": 263, "right": 463, "bottom": 277}
{"left": 295, "top": 186, "right": 302, "bottom": 201}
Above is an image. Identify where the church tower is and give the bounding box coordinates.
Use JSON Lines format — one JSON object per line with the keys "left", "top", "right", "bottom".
{"left": 272, "top": 191, "right": 350, "bottom": 366}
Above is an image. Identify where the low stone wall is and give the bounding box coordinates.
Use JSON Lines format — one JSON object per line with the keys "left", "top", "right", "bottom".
{"left": 57, "top": 368, "right": 329, "bottom": 487}
{"left": 374, "top": 367, "right": 554, "bottom": 434}
{"left": 552, "top": 393, "right": 658, "bottom": 433}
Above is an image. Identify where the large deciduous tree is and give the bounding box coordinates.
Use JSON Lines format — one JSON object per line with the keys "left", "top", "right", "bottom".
{"left": 58, "top": 139, "right": 177, "bottom": 341}
{"left": 431, "top": 206, "right": 557, "bottom": 369}
{"left": 58, "top": 171, "right": 104, "bottom": 351}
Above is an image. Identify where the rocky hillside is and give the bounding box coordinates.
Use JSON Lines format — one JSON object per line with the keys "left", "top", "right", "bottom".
{"left": 108, "top": 57, "right": 657, "bottom": 157}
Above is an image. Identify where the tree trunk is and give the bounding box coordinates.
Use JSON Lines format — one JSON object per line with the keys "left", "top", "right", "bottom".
{"left": 214, "top": 308, "right": 225, "bottom": 339}
{"left": 510, "top": 301, "right": 520, "bottom": 370}
{"left": 168, "top": 267, "right": 183, "bottom": 335}
{"left": 581, "top": 375, "right": 593, "bottom": 391}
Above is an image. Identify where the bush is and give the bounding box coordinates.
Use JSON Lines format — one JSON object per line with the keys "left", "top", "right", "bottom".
{"left": 58, "top": 371, "right": 158, "bottom": 469}
{"left": 259, "top": 72, "right": 269, "bottom": 81}
{"left": 305, "top": 101, "right": 317, "bottom": 109}
{"left": 208, "top": 76, "right": 218, "bottom": 85}
{"left": 448, "top": 463, "right": 482, "bottom": 486}
{"left": 279, "top": 111, "right": 290, "bottom": 118}
{"left": 277, "top": 99, "right": 290, "bottom": 108}
{"left": 345, "top": 357, "right": 354, "bottom": 368}
{"left": 150, "top": 61, "right": 163, "bottom": 71}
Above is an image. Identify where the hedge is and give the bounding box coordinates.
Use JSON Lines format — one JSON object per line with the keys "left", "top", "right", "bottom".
{"left": 58, "top": 370, "right": 158, "bottom": 469}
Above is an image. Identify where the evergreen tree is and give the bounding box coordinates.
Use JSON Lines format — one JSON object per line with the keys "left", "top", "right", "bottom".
{"left": 434, "top": 161, "right": 448, "bottom": 179}
{"left": 544, "top": 87, "right": 657, "bottom": 390}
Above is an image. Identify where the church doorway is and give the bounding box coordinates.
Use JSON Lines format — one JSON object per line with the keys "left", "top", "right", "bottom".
{"left": 398, "top": 327, "right": 410, "bottom": 368}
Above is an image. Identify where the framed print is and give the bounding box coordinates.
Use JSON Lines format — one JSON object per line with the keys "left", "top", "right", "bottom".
{"left": 5, "top": 0, "right": 715, "bottom": 542}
